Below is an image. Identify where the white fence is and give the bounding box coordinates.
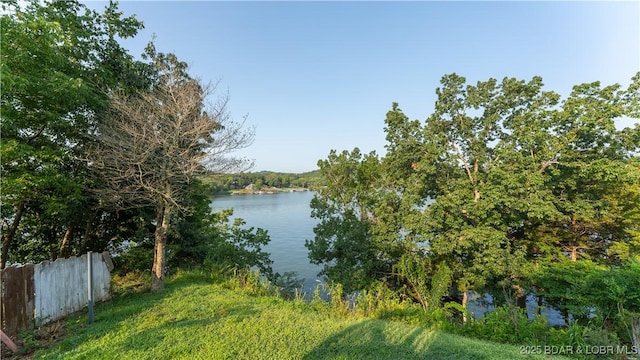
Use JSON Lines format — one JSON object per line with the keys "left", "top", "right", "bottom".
{"left": 33, "top": 252, "right": 111, "bottom": 324}
{"left": 1, "top": 252, "right": 112, "bottom": 335}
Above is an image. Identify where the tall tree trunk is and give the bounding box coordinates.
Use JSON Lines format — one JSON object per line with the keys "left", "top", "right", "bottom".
{"left": 570, "top": 246, "right": 578, "bottom": 262}
{"left": 570, "top": 217, "right": 578, "bottom": 262}
{"left": 58, "top": 226, "right": 74, "bottom": 258}
{"left": 151, "top": 205, "right": 171, "bottom": 292}
{"left": 1, "top": 202, "right": 26, "bottom": 269}
{"left": 462, "top": 290, "right": 468, "bottom": 324}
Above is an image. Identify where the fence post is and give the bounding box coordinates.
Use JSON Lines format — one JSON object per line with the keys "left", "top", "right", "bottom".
{"left": 87, "top": 251, "right": 94, "bottom": 324}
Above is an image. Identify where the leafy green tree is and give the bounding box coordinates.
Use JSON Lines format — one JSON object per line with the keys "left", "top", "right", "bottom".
{"left": 389, "top": 75, "right": 561, "bottom": 311}
{"left": 385, "top": 73, "right": 638, "bottom": 311}
{"left": 532, "top": 260, "right": 602, "bottom": 324}
{"left": 528, "top": 79, "right": 640, "bottom": 264}
{"left": 536, "top": 260, "right": 640, "bottom": 348}
{"left": 584, "top": 260, "right": 640, "bottom": 350}
{"left": 306, "top": 148, "right": 392, "bottom": 291}
{"left": 310, "top": 72, "right": 639, "bottom": 324}
{"left": 0, "top": 0, "right": 149, "bottom": 267}
{"left": 205, "top": 213, "right": 273, "bottom": 278}
{"left": 393, "top": 252, "right": 452, "bottom": 312}
{"left": 253, "top": 178, "right": 264, "bottom": 190}
{"left": 608, "top": 164, "right": 640, "bottom": 261}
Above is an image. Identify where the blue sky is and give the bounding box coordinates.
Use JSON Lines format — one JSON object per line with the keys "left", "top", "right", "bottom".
{"left": 88, "top": 1, "right": 639, "bottom": 173}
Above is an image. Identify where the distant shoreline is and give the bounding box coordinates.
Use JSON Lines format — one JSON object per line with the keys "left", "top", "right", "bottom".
{"left": 229, "top": 186, "right": 311, "bottom": 195}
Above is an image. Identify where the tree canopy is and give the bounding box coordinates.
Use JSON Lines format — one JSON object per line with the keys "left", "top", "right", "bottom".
{"left": 1, "top": 0, "right": 150, "bottom": 268}
{"left": 308, "top": 72, "right": 640, "bottom": 336}
{"left": 1, "top": 0, "right": 261, "bottom": 291}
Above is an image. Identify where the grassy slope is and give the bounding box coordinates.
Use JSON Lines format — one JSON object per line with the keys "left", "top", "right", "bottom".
{"left": 31, "top": 273, "right": 565, "bottom": 360}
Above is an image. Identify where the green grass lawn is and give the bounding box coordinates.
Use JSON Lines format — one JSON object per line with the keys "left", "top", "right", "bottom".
{"left": 27, "top": 272, "right": 565, "bottom": 359}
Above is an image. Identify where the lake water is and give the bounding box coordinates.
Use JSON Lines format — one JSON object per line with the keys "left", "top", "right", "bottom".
{"left": 210, "top": 191, "right": 324, "bottom": 292}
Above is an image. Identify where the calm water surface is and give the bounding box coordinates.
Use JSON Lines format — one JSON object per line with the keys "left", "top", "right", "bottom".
{"left": 210, "top": 191, "right": 323, "bottom": 292}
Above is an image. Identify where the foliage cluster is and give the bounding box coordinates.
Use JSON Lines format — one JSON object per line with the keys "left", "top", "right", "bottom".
{"left": 1, "top": 0, "right": 150, "bottom": 268}
{"left": 1, "top": 0, "right": 264, "bottom": 290}
{"left": 306, "top": 73, "right": 640, "bottom": 350}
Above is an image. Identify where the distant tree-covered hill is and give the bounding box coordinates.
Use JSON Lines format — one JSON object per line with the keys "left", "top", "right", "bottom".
{"left": 201, "top": 170, "right": 323, "bottom": 194}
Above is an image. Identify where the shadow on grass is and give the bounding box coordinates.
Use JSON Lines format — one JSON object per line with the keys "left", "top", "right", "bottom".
{"left": 302, "top": 319, "right": 431, "bottom": 360}
{"left": 303, "top": 319, "right": 512, "bottom": 360}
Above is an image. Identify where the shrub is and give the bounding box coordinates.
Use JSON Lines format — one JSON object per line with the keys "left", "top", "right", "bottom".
{"left": 225, "top": 267, "right": 272, "bottom": 296}
{"left": 111, "top": 271, "right": 151, "bottom": 296}
{"left": 270, "top": 271, "right": 305, "bottom": 300}
{"left": 452, "top": 305, "right": 549, "bottom": 345}
{"left": 111, "top": 242, "right": 154, "bottom": 276}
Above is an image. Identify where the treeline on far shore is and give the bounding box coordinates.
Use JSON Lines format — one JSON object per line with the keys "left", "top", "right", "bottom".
{"left": 201, "top": 170, "right": 323, "bottom": 194}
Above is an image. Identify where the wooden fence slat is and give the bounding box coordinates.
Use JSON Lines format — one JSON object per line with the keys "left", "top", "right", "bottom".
{"left": 1, "top": 265, "right": 35, "bottom": 336}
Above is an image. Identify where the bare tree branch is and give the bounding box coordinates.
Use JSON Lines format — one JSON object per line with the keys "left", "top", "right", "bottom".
{"left": 89, "top": 77, "right": 254, "bottom": 213}
{"left": 87, "top": 54, "right": 255, "bottom": 291}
